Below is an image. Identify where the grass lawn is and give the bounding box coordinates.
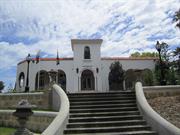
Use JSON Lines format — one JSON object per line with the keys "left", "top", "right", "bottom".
{"left": 0, "top": 127, "right": 16, "bottom": 135}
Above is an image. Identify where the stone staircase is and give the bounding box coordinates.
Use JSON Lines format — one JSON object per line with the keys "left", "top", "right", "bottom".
{"left": 64, "top": 91, "right": 158, "bottom": 135}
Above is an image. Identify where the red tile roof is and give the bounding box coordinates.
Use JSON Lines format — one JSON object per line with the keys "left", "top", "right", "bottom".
{"left": 17, "top": 57, "right": 73, "bottom": 65}
{"left": 101, "top": 57, "right": 158, "bottom": 60}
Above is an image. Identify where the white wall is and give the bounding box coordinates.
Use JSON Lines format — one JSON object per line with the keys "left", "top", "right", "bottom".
{"left": 16, "top": 60, "right": 74, "bottom": 92}
{"left": 16, "top": 58, "right": 156, "bottom": 92}
{"left": 73, "top": 42, "right": 102, "bottom": 92}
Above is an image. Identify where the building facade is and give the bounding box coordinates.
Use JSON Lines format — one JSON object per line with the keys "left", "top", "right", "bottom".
{"left": 16, "top": 39, "right": 156, "bottom": 93}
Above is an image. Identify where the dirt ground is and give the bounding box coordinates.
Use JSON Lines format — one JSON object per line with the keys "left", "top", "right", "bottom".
{"left": 148, "top": 95, "right": 180, "bottom": 129}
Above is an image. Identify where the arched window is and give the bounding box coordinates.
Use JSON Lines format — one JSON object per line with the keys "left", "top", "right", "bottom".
{"left": 19, "top": 72, "right": 25, "bottom": 88}
{"left": 84, "top": 46, "right": 91, "bottom": 59}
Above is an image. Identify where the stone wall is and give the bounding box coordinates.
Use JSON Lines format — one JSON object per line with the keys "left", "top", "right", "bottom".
{"left": 143, "top": 85, "right": 180, "bottom": 99}
{"left": 0, "top": 110, "right": 57, "bottom": 133}
{"left": 0, "top": 91, "right": 52, "bottom": 110}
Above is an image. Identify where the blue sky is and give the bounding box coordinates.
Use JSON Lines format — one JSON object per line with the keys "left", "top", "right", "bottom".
{"left": 0, "top": 0, "right": 180, "bottom": 91}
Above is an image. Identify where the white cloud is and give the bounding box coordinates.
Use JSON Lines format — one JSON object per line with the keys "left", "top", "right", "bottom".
{"left": 0, "top": 0, "right": 180, "bottom": 87}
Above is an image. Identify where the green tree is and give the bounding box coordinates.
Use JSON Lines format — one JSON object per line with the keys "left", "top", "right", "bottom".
{"left": 159, "top": 42, "right": 170, "bottom": 62}
{"left": 0, "top": 81, "right": 5, "bottom": 93}
{"left": 167, "top": 67, "right": 177, "bottom": 85}
{"left": 154, "top": 63, "right": 161, "bottom": 85}
{"left": 172, "top": 47, "right": 180, "bottom": 84}
{"left": 131, "top": 52, "right": 140, "bottom": 57}
{"left": 154, "top": 41, "right": 179, "bottom": 85}
{"left": 109, "top": 61, "right": 125, "bottom": 90}
{"left": 172, "top": 10, "right": 180, "bottom": 84}
{"left": 173, "top": 47, "right": 180, "bottom": 72}
{"left": 141, "top": 52, "right": 158, "bottom": 57}
{"left": 173, "top": 9, "right": 180, "bottom": 29}
{"left": 131, "top": 52, "right": 158, "bottom": 58}
{"left": 142, "top": 69, "right": 154, "bottom": 86}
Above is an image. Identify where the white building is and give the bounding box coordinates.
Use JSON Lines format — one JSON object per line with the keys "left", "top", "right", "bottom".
{"left": 16, "top": 39, "right": 156, "bottom": 93}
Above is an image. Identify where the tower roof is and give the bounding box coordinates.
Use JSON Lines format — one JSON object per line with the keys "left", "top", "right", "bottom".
{"left": 71, "top": 39, "right": 103, "bottom": 50}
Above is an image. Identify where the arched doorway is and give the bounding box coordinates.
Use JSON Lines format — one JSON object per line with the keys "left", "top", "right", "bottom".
{"left": 81, "top": 70, "right": 95, "bottom": 90}
{"left": 57, "top": 70, "right": 66, "bottom": 91}
{"left": 19, "top": 72, "right": 25, "bottom": 88}
{"left": 35, "top": 70, "right": 50, "bottom": 90}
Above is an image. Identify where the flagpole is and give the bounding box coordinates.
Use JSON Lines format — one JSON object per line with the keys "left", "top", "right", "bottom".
{"left": 36, "top": 50, "right": 40, "bottom": 91}
{"left": 38, "top": 60, "right": 40, "bottom": 90}
{"left": 56, "top": 49, "right": 60, "bottom": 85}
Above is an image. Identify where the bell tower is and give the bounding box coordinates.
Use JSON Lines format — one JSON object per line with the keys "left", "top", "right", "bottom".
{"left": 71, "top": 39, "right": 103, "bottom": 92}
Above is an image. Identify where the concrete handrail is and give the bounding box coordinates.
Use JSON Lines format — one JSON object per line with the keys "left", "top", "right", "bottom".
{"left": 143, "top": 85, "right": 180, "bottom": 91}
{"left": 135, "top": 82, "right": 180, "bottom": 135}
{"left": 41, "top": 84, "right": 70, "bottom": 135}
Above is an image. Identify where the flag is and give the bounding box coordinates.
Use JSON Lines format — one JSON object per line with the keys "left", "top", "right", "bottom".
{"left": 36, "top": 50, "right": 40, "bottom": 64}
{"left": 56, "top": 49, "right": 60, "bottom": 65}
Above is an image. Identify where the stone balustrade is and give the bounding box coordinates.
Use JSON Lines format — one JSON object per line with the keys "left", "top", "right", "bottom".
{"left": 135, "top": 82, "right": 180, "bottom": 135}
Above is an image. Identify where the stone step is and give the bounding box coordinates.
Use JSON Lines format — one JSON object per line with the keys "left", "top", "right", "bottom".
{"left": 68, "top": 94, "right": 135, "bottom": 98}
{"left": 64, "top": 130, "right": 158, "bottom": 135}
{"left": 70, "top": 107, "right": 138, "bottom": 113}
{"left": 67, "top": 120, "right": 147, "bottom": 128}
{"left": 69, "top": 97, "right": 136, "bottom": 102}
{"left": 70, "top": 100, "right": 136, "bottom": 105}
{"left": 67, "top": 91, "right": 134, "bottom": 96}
{"left": 64, "top": 125, "right": 152, "bottom": 134}
{"left": 69, "top": 115, "right": 143, "bottom": 123}
{"left": 70, "top": 111, "right": 140, "bottom": 118}
{"left": 70, "top": 103, "right": 137, "bottom": 109}
{"left": 65, "top": 91, "right": 157, "bottom": 135}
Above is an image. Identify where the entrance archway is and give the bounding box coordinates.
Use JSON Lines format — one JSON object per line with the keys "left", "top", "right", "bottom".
{"left": 35, "top": 70, "right": 50, "bottom": 90}
{"left": 81, "top": 70, "right": 95, "bottom": 90}
{"left": 57, "top": 70, "right": 66, "bottom": 91}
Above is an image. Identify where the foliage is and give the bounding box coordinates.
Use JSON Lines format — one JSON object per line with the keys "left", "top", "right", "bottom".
{"left": 7, "top": 83, "right": 15, "bottom": 93}
{"left": 173, "top": 47, "right": 180, "bottom": 75}
{"left": 131, "top": 52, "right": 141, "bottom": 57}
{"left": 173, "top": 47, "right": 180, "bottom": 57}
{"left": 130, "top": 52, "right": 158, "bottom": 58}
{"left": 159, "top": 42, "right": 170, "bottom": 62}
{"left": 153, "top": 9, "right": 180, "bottom": 85}
{"left": 0, "top": 81, "right": 5, "bottom": 93}
{"left": 109, "top": 61, "right": 125, "bottom": 90}
{"left": 154, "top": 58, "right": 179, "bottom": 85}
{"left": 154, "top": 61, "right": 172, "bottom": 85}
{"left": 154, "top": 63, "right": 161, "bottom": 85}
{"left": 142, "top": 69, "right": 154, "bottom": 86}
{"left": 125, "top": 69, "right": 154, "bottom": 89}
{"left": 167, "top": 67, "right": 177, "bottom": 85}
{"left": 154, "top": 41, "right": 174, "bottom": 85}
{"left": 173, "top": 9, "right": 180, "bottom": 29}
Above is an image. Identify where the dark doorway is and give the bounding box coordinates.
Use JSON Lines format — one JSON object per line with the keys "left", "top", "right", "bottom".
{"left": 81, "top": 70, "right": 95, "bottom": 90}
{"left": 57, "top": 70, "right": 66, "bottom": 91}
